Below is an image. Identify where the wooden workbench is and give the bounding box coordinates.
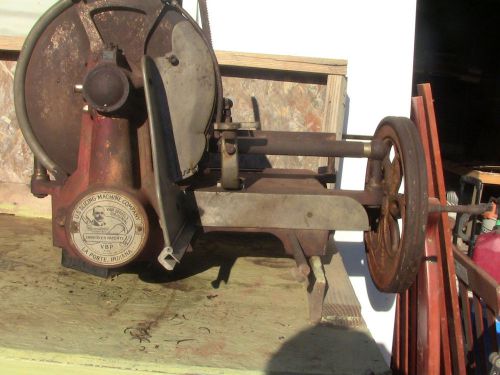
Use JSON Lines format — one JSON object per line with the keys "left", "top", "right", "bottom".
{"left": 0, "top": 215, "right": 389, "bottom": 374}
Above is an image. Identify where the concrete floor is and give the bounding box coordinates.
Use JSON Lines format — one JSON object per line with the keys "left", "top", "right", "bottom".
{"left": 0, "top": 214, "right": 389, "bottom": 374}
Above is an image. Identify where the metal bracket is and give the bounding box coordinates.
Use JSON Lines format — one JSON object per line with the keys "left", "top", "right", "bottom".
{"left": 157, "top": 224, "right": 196, "bottom": 271}
{"left": 220, "top": 133, "right": 241, "bottom": 190}
{"left": 214, "top": 122, "right": 261, "bottom": 131}
{"left": 191, "top": 191, "right": 370, "bottom": 231}
{"left": 143, "top": 56, "right": 196, "bottom": 271}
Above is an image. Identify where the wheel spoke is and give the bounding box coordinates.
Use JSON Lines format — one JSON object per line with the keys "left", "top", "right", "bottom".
{"left": 390, "top": 152, "right": 403, "bottom": 193}
{"left": 396, "top": 193, "right": 406, "bottom": 220}
{"left": 381, "top": 213, "right": 400, "bottom": 257}
{"left": 388, "top": 193, "right": 406, "bottom": 220}
{"left": 381, "top": 145, "right": 403, "bottom": 194}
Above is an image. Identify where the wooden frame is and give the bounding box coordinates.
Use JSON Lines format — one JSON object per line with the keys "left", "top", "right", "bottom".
{"left": 0, "top": 35, "right": 24, "bottom": 51}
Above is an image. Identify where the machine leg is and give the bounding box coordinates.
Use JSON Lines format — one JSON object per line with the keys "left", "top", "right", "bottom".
{"left": 288, "top": 233, "right": 311, "bottom": 282}
{"left": 307, "top": 255, "right": 326, "bottom": 323}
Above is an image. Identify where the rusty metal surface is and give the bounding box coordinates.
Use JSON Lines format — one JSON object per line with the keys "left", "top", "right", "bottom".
{"left": 220, "top": 132, "right": 241, "bottom": 189}
{"left": 186, "top": 168, "right": 384, "bottom": 206}
{"left": 22, "top": 1, "right": 190, "bottom": 175}
{"left": 197, "top": 0, "right": 212, "bottom": 46}
{"left": 364, "top": 117, "right": 428, "bottom": 293}
{"left": 214, "top": 130, "right": 386, "bottom": 159}
{"left": 31, "top": 109, "right": 161, "bottom": 270}
{"left": 190, "top": 190, "right": 370, "bottom": 231}
{"left": 428, "top": 201, "right": 491, "bottom": 215}
{"left": 21, "top": 0, "right": 223, "bottom": 273}
{"left": 88, "top": 116, "right": 134, "bottom": 185}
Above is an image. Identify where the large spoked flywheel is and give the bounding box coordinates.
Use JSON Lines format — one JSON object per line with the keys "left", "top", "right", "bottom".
{"left": 364, "top": 117, "right": 428, "bottom": 293}
{"left": 15, "top": 0, "right": 221, "bottom": 179}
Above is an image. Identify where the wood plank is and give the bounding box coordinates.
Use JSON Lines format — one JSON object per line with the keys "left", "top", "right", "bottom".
{"left": 321, "top": 242, "right": 363, "bottom": 327}
{"left": 322, "top": 75, "right": 348, "bottom": 136}
{"left": 0, "top": 182, "right": 51, "bottom": 219}
{"left": 417, "top": 83, "right": 467, "bottom": 375}
{"left": 0, "top": 348, "right": 261, "bottom": 375}
{"left": 0, "top": 35, "right": 24, "bottom": 51}
{"left": 0, "top": 215, "right": 389, "bottom": 375}
{"left": 466, "top": 170, "right": 500, "bottom": 185}
{"left": 391, "top": 295, "right": 402, "bottom": 371}
{"left": 319, "top": 74, "right": 347, "bottom": 184}
{"left": 216, "top": 50, "right": 347, "bottom": 75}
{"left": 458, "top": 282, "right": 474, "bottom": 361}
{"left": 411, "top": 96, "right": 442, "bottom": 375}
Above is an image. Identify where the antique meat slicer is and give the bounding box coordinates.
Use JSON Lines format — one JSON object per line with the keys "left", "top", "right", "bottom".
{"left": 15, "top": 0, "right": 429, "bottom": 318}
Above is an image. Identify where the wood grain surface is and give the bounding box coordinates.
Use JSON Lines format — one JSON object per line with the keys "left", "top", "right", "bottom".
{"left": 0, "top": 215, "right": 388, "bottom": 374}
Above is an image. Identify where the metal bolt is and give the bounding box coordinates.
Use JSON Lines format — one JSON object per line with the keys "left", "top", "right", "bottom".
{"left": 74, "top": 84, "right": 83, "bottom": 93}
{"left": 225, "top": 143, "right": 236, "bottom": 155}
{"left": 223, "top": 98, "right": 233, "bottom": 110}
{"left": 168, "top": 55, "right": 179, "bottom": 66}
{"left": 56, "top": 215, "right": 66, "bottom": 227}
{"left": 222, "top": 98, "right": 233, "bottom": 122}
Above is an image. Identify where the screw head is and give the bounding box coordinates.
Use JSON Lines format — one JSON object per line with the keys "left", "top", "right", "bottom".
{"left": 74, "top": 84, "right": 83, "bottom": 93}
{"left": 225, "top": 143, "right": 237, "bottom": 155}
{"left": 168, "top": 55, "right": 179, "bottom": 66}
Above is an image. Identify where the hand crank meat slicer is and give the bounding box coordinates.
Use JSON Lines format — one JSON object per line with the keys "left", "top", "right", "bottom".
{"left": 14, "top": 0, "right": 429, "bottom": 319}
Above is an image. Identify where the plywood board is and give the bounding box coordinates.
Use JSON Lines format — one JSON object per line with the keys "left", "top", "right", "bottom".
{"left": 0, "top": 59, "right": 33, "bottom": 184}
{"left": 221, "top": 75, "right": 327, "bottom": 171}
{"left": 0, "top": 215, "right": 389, "bottom": 374}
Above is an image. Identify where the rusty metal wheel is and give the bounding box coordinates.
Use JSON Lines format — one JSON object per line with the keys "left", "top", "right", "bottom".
{"left": 364, "top": 117, "right": 428, "bottom": 293}
{"left": 14, "top": 0, "right": 222, "bottom": 178}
